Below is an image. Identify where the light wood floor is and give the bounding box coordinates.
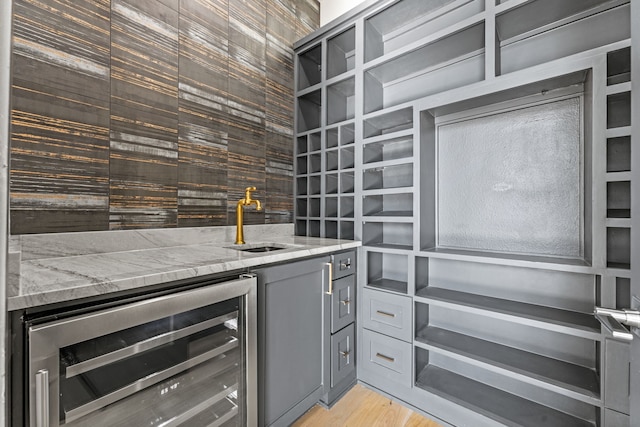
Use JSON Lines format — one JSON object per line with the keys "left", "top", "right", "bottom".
{"left": 292, "top": 384, "right": 443, "bottom": 427}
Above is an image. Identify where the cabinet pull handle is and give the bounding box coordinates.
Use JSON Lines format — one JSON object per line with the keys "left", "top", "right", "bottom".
{"left": 375, "top": 353, "right": 395, "bottom": 363}
{"left": 36, "top": 369, "right": 49, "bottom": 427}
{"left": 325, "top": 262, "right": 333, "bottom": 295}
{"left": 341, "top": 299, "right": 351, "bottom": 306}
{"left": 340, "top": 350, "right": 350, "bottom": 358}
{"left": 340, "top": 259, "right": 351, "bottom": 270}
{"left": 376, "top": 310, "right": 395, "bottom": 318}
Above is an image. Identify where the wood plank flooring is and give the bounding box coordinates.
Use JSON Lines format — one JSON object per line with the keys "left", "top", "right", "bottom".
{"left": 292, "top": 384, "right": 444, "bottom": 427}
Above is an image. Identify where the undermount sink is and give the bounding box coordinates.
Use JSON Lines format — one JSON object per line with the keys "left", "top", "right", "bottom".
{"left": 238, "top": 245, "right": 286, "bottom": 253}
{"left": 227, "top": 243, "right": 296, "bottom": 253}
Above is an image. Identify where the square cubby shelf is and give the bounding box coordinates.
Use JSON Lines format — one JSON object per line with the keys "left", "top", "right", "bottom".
{"left": 366, "top": 251, "right": 408, "bottom": 294}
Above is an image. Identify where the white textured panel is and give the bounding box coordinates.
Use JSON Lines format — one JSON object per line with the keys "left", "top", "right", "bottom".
{"left": 437, "top": 97, "right": 582, "bottom": 258}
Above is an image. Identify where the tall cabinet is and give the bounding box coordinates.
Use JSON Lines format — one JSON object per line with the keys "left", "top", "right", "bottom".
{"left": 294, "top": 1, "right": 635, "bottom": 426}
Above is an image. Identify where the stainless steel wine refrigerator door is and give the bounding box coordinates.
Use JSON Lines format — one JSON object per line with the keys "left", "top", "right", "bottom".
{"left": 28, "top": 275, "right": 257, "bottom": 427}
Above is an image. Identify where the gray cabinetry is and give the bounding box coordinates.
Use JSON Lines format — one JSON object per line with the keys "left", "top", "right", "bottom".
{"left": 322, "top": 250, "right": 357, "bottom": 406}
{"left": 294, "top": 1, "right": 635, "bottom": 426}
{"left": 255, "top": 256, "right": 329, "bottom": 427}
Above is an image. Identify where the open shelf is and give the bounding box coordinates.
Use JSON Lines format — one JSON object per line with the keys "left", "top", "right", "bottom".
{"left": 607, "top": 227, "right": 631, "bottom": 270}
{"left": 363, "top": 192, "right": 413, "bottom": 217}
{"left": 295, "top": 198, "right": 307, "bottom": 217}
{"left": 607, "top": 46, "right": 631, "bottom": 85}
{"left": 297, "top": 90, "right": 321, "bottom": 133}
{"left": 363, "top": 163, "right": 413, "bottom": 191}
{"left": 340, "top": 146, "right": 355, "bottom": 169}
{"left": 325, "top": 150, "right": 339, "bottom": 171}
{"left": 363, "top": 222, "right": 413, "bottom": 251}
{"left": 327, "top": 26, "right": 355, "bottom": 80}
{"left": 364, "top": 20, "right": 485, "bottom": 114}
{"left": 607, "top": 136, "right": 631, "bottom": 172}
{"left": 364, "top": 0, "right": 484, "bottom": 63}
{"left": 326, "top": 173, "right": 338, "bottom": 194}
{"left": 498, "top": 1, "right": 630, "bottom": 74}
{"left": 364, "top": 107, "right": 413, "bottom": 138}
{"left": 367, "top": 251, "right": 409, "bottom": 294}
{"left": 325, "top": 197, "right": 338, "bottom": 217}
{"left": 325, "top": 220, "right": 338, "bottom": 239}
{"left": 298, "top": 43, "right": 322, "bottom": 90}
{"left": 340, "top": 220, "right": 354, "bottom": 240}
{"left": 363, "top": 133, "right": 413, "bottom": 164}
{"left": 415, "top": 326, "right": 599, "bottom": 401}
{"left": 340, "top": 196, "right": 354, "bottom": 218}
{"left": 415, "top": 287, "right": 601, "bottom": 340}
{"left": 415, "top": 364, "right": 596, "bottom": 427}
{"left": 308, "top": 197, "right": 320, "bottom": 217}
{"left": 607, "top": 91, "right": 631, "bottom": 129}
{"left": 327, "top": 77, "right": 355, "bottom": 125}
{"left": 340, "top": 171, "right": 354, "bottom": 193}
{"left": 607, "top": 181, "right": 631, "bottom": 219}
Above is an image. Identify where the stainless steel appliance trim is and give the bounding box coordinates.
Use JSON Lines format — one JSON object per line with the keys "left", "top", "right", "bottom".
{"left": 65, "top": 338, "right": 239, "bottom": 423}
{"left": 206, "top": 399, "right": 239, "bottom": 427}
{"left": 65, "top": 311, "right": 238, "bottom": 378}
{"left": 29, "top": 275, "right": 258, "bottom": 427}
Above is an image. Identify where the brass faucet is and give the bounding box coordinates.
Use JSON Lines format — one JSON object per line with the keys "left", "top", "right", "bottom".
{"left": 235, "top": 186, "right": 262, "bottom": 244}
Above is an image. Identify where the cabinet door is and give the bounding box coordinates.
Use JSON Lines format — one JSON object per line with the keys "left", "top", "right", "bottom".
{"left": 257, "top": 257, "right": 329, "bottom": 427}
{"left": 331, "top": 323, "right": 355, "bottom": 387}
{"left": 331, "top": 275, "right": 355, "bottom": 333}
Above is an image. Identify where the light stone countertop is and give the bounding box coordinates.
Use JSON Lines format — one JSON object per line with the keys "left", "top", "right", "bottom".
{"left": 8, "top": 224, "right": 361, "bottom": 311}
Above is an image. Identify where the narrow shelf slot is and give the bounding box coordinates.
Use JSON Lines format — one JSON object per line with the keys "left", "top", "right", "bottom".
{"left": 415, "top": 287, "right": 601, "bottom": 339}
{"left": 340, "top": 196, "right": 354, "bottom": 218}
{"left": 363, "top": 193, "right": 413, "bottom": 217}
{"left": 607, "top": 46, "right": 631, "bottom": 85}
{"left": 308, "top": 220, "right": 320, "bottom": 237}
{"left": 607, "top": 181, "right": 630, "bottom": 219}
{"left": 340, "top": 221, "right": 354, "bottom": 240}
{"left": 340, "top": 172, "right": 355, "bottom": 194}
{"left": 607, "top": 91, "right": 631, "bottom": 130}
{"left": 415, "top": 365, "right": 596, "bottom": 427}
{"left": 297, "top": 90, "right": 322, "bottom": 133}
{"left": 308, "top": 197, "right": 320, "bottom": 217}
{"left": 326, "top": 128, "right": 339, "bottom": 148}
{"left": 325, "top": 220, "right": 338, "bottom": 239}
{"left": 340, "top": 146, "right": 355, "bottom": 169}
{"left": 607, "top": 136, "right": 631, "bottom": 172}
{"left": 308, "top": 175, "right": 321, "bottom": 195}
{"left": 295, "top": 220, "right": 306, "bottom": 236}
{"left": 327, "top": 77, "right": 355, "bottom": 125}
{"left": 415, "top": 326, "right": 599, "bottom": 400}
{"left": 327, "top": 26, "right": 356, "bottom": 80}
{"left": 325, "top": 197, "right": 338, "bottom": 217}
{"left": 295, "top": 198, "right": 307, "bottom": 217}
{"left": 326, "top": 173, "right": 339, "bottom": 194}
{"left": 326, "top": 150, "right": 339, "bottom": 171}
{"left": 607, "top": 227, "right": 631, "bottom": 270}
{"left": 296, "top": 155, "right": 307, "bottom": 175}
{"left": 298, "top": 44, "right": 322, "bottom": 91}
{"left": 367, "top": 251, "right": 408, "bottom": 294}
{"left": 309, "top": 132, "right": 321, "bottom": 152}
{"left": 341, "top": 123, "right": 355, "bottom": 145}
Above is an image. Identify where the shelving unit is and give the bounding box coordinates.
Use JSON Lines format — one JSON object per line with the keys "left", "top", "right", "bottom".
{"left": 294, "top": 0, "right": 635, "bottom": 425}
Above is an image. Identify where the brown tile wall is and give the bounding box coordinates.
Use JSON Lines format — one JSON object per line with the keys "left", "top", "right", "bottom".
{"left": 10, "top": 0, "right": 319, "bottom": 233}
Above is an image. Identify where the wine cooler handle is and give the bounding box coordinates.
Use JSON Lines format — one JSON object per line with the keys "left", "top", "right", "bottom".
{"left": 36, "top": 369, "right": 49, "bottom": 427}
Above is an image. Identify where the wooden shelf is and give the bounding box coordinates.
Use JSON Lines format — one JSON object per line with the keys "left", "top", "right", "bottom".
{"left": 416, "top": 365, "right": 596, "bottom": 427}
{"left": 415, "top": 287, "right": 601, "bottom": 340}
{"left": 415, "top": 326, "right": 600, "bottom": 403}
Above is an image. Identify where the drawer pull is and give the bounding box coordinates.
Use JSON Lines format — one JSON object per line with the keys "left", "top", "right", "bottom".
{"left": 376, "top": 310, "right": 396, "bottom": 318}
{"left": 325, "top": 262, "right": 333, "bottom": 295}
{"left": 340, "top": 350, "right": 350, "bottom": 358}
{"left": 375, "top": 352, "right": 395, "bottom": 363}
{"left": 341, "top": 299, "right": 351, "bottom": 306}
{"left": 340, "top": 259, "right": 351, "bottom": 270}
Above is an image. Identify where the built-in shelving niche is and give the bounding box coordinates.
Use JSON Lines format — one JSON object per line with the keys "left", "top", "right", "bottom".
{"left": 364, "top": 20, "right": 485, "bottom": 114}
{"left": 419, "top": 71, "right": 594, "bottom": 266}
{"left": 366, "top": 250, "right": 408, "bottom": 294}
{"left": 327, "top": 26, "right": 356, "bottom": 80}
{"left": 298, "top": 43, "right": 321, "bottom": 90}
{"left": 413, "top": 257, "right": 601, "bottom": 427}
{"left": 497, "top": 0, "right": 630, "bottom": 75}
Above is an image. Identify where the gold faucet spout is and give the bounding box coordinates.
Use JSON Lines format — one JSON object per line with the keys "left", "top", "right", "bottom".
{"left": 235, "top": 187, "right": 262, "bottom": 244}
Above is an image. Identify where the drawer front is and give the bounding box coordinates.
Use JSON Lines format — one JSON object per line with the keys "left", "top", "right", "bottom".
{"left": 331, "top": 275, "right": 355, "bottom": 333}
{"left": 332, "top": 250, "right": 356, "bottom": 280}
{"left": 362, "top": 288, "right": 412, "bottom": 342}
{"left": 331, "top": 324, "right": 355, "bottom": 387}
{"left": 361, "top": 329, "right": 411, "bottom": 386}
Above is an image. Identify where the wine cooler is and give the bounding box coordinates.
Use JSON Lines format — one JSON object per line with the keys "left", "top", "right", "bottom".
{"left": 25, "top": 274, "right": 257, "bottom": 427}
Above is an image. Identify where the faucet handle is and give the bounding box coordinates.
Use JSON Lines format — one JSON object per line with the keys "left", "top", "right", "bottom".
{"left": 245, "top": 186, "right": 257, "bottom": 191}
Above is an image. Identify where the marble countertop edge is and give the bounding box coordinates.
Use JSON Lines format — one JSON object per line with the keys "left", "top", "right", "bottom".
{"left": 8, "top": 237, "right": 361, "bottom": 311}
